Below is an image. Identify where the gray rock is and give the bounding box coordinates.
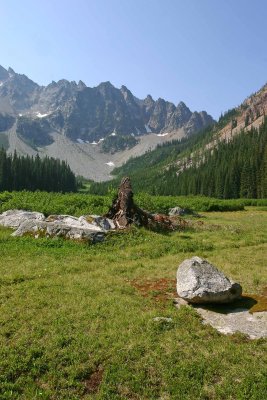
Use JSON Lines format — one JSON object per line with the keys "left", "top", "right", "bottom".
{"left": 177, "top": 256, "right": 242, "bottom": 304}
{"left": 169, "top": 206, "right": 200, "bottom": 217}
{"left": 169, "top": 207, "right": 185, "bottom": 216}
{"left": 45, "top": 214, "right": 103, "bottom": 231}
{"left": 0, "top": 209, "right": 45, "bottom": 228}
{"left": 195, "top": 307, "right": 267, "bottom": 340}
{"left": 0, "top": 209, "right": 117, "bottom": 243}
{"left": 153, "top": 317, "right": 173, "bottom": 323}
{"left": 82, "top": 215, "right": 116, "bottom": 231}
{"left": 12, "top": 220, "right": 105, "bottom": 243}
{"left": 174, "top": 298, "right": 267, "bottom": 339}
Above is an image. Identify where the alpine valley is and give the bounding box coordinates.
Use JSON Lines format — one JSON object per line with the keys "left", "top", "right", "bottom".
{"left": 91, "top": 82, "right": 267, "bottom": 198}
{"left": 0, "top": 65, "right": 214, "bottom": 181}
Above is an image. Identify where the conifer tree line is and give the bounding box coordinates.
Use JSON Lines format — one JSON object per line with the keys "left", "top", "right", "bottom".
{"left": 156, "top": 117, "right": 267, "bottom": 198}
{"left": 0, "top": 150, "right": 77, "bottom": 192}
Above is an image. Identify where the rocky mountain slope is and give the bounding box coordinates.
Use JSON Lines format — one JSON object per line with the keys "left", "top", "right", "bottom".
{"left": 216, "top": 84, "right": 266, "bottom": 136}
{"left": 91, "top": 82, "right": 267, "bottom": 195}
{"left": 177, "top": 83, "right": 267, "bottom": 168}
{"left": 0, "top": 65, "right": 214, "bottom": 179}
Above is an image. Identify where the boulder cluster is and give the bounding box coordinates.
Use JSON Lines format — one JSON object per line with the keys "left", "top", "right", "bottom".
{"left": 0, "top": 210, "right": 115, "bottom": 243}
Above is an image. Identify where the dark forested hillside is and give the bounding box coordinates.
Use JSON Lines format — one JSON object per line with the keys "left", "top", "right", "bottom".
{"left": 89, "top": 117, "right": 267, "bottom": 199}
{"left": 0, "top": 149, "right": 77, "bottom": 192}
{"left": 161, "top": 120, "right": 267, "bottom": 198}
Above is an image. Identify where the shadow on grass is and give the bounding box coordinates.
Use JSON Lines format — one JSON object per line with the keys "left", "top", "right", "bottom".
{"left": 193, "top": 294, "right": 267, "bottom": 314}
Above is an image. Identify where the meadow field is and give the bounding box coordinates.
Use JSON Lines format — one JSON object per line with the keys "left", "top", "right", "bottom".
{"left": 1, "top": 191, "right": 267, "bottom": 216}
{"left": 0, "top": 193, "right": 267, "bottom": 399}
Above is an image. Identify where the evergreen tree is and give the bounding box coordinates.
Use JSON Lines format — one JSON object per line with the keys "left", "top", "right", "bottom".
{"left": 0, "top": 149, "right": 77, "bottom": 193}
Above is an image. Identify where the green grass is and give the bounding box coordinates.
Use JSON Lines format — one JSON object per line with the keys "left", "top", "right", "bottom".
{"left": 2, "top": 191, "right": 267, "bottom": 217}
{"left": 0, "top": 205, "right": 267, "bottom": 399}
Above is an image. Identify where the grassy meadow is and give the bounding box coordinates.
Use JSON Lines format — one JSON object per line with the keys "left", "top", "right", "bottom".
{"left": 1, "top": 191, "right": 267, "bottom": 216}
{"left": 0, "top": 193, "right": 267, "bottom": 399}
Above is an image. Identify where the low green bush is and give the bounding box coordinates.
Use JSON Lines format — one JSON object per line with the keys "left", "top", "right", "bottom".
{"left": 2, "top": 191, "right": 267, "bottom": 216}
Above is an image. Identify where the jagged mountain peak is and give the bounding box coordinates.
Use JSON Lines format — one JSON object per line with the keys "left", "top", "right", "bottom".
{"left": 177, "top": 101, "right": 190, "bottom": 110}
{"left": 0, "top": 65, "right": 9, "bottom": 81}
{"left": 199, "top": 110, "right": 210, "bottom": 118}
{"left": 77, "top": 80, "right": 86, "bottom": 89}
{"left": 156, "top": 97, "right": 167, "bottom": 104}
{"left": 47, "top": 80, "right": 58, "bottom": 88}
{"left": 0, "top": 65, "right": 214, "bottom": 172}
{"left": 95, "top": 81, "right": 117, "bottom": 98}
{"left": 7, "top": 67, "right": 16, "bottom": 76}
{"left": 120, "top": 84, "right": 132, "bottom": 95}
{"left": 143, "top": 94, "right": 154, "bottom": 105}
{"left": 97, "top": 81, "right": 115, "bottom": 89}
{"left": 175, "top": 102, "right": 192, "bottom": 120}
{"left": 0, "top": 67, "right": 39, "bottom": 112}
{"left": 57, "top": 79, "right": 72, "bottom": 86}
{"left": 120, "top": 85, "right": 136, "bottom": 102}
{"left": 120, "top": 84, "right": 129, "bottom": 91}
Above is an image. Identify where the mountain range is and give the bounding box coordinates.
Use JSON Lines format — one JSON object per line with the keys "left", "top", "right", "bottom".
{"left": 91, "top": 82, "right": 267, "bottom": 198}
{"left": 0, "top": 65, "right": 214, "bottom": 180}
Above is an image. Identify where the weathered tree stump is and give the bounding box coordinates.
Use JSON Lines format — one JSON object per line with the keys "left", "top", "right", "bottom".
{"left": 105, "top": 177, "right": 177, "bottom": 230}
{"left": 105, "top": 177, "right": 148, "bottom": 228}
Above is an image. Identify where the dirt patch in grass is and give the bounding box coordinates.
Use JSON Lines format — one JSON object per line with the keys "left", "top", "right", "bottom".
{"left": 130, "top": 278, "right": 267, "bottom": 312}
{"left": 83, "top": 367, "right": 104, "bottom": 394}
{"left": 244, "top": 293, "right": 267, "bottom": 313}
{"left": 231, "top": 290, "right": 267, "bottom": 313}
{"left": 130, "top": 278, "right": 176, "bottom": 302}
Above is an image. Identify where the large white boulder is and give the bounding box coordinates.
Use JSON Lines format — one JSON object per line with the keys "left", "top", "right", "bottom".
{"left": 0, "top": 209, "right": 45, "bottom": 228}
{"left": 177, "top": 256, "right": 242, "bottom": 304}
{"left": 44, "top": 214, "right": 103, "bottom": 231}
{"left": 12, "top": 220, "right": 105, "bottom": 243}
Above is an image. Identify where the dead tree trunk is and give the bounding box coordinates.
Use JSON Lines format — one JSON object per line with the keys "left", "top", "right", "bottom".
{"left": 105, "top": 177, "right": 147, "bottom": 228}
{"left": 105, "top": 177, "right": 176, "bottom": 230}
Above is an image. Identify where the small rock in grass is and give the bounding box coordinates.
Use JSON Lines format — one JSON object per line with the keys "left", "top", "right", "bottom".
{"left": 177, "top": 256, "right": 242, "bottom": 304}
{"left": 169, "top": 206, "right": 200, "bottom": 217}
{"left": 169, "top": 207, "right": 185, "bottom": 216}
{"left": 153, "top": 317, "right": 173, "bottom": 323}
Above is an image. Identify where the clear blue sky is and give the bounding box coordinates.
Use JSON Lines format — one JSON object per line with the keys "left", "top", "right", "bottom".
{"left": 1, "top": 0, "right": 267, "bottom": 119}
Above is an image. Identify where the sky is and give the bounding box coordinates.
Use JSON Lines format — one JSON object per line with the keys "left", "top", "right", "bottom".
{"left": 1, "top": 0, "right": 267, "bottom": 119}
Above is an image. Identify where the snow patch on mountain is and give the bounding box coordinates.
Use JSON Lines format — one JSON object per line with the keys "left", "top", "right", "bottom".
{"left": 105, "top": 161, "right": 115, "bottom": 167}
{"left": 156, "top": 132, "right": 169, "bottom": 137}
{"left": 77, "top": 138, "right": 84, "bottom": 144}
{"left": 90, "top": 138, "right": 105, "bottom": 145}
{"left": 36, "top": 112, "right": 49, "bottom": 118}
